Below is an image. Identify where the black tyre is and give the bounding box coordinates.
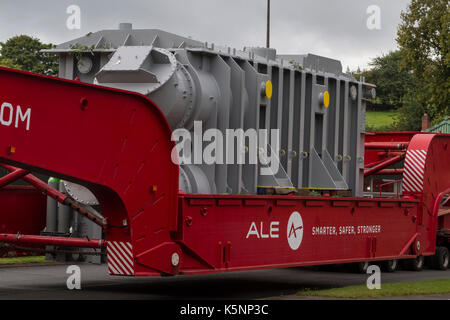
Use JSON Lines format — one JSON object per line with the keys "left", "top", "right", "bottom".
{"left": 352, "top": 261, "right": 369, "bottom": 274}
{"left": 430, "top": 247, "right": 449, "bottom": 270}
{"left": 402, "top": 255, "right": 425, "bottom": 271}
{"left": 381, "top": 260, "right": 398, "bottom": 273}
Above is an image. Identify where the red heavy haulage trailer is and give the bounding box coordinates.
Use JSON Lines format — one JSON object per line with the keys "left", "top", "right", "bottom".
{"left": 0, "top": 67, "right": 449, "bottom": 276}
{"left": 0, "top": 186, "right": 46, "bottom": 257}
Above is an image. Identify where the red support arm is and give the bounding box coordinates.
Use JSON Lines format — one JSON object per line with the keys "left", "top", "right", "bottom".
{"left": 0, "top": 163, "right": 107, "bottom": 228}
{"left": 364, "top": 154, "right": 405, "bottom": 177}
{"left": 0, "top": 233, "right": 106, "bottom": 249}
{"left": 0, "top": 167, "right": 29, "bottom": 188}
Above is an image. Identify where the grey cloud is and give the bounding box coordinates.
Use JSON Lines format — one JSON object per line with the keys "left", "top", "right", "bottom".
{"left": 0, "top": 0, "right": 410, "bottom": 69}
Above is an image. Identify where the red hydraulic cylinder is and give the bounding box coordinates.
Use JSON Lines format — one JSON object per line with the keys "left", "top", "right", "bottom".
{"left": 0, "top": 233, "right": 106, "bottom": 249}
{"left": 364, "top": 154, "right": 405, "bottom": 177}
{"left": 365, "top": 142, "right": 409, "bottom": 150}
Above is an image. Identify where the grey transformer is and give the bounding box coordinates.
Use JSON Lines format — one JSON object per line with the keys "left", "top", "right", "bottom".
{"left": 46, "top": 23, "right": 375, "bottom": 198}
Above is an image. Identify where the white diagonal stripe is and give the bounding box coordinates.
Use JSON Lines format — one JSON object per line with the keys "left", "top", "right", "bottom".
{"left": 108, "top": 254, "right": 125, "bottom": 275}
{"left": 403, "top": 174, "right": 420, "bottom": 192}
{"left": 405, "top": 166, "right": 423, "bottom": 186}
{"left": 107, "top": 246, "right": 125, "bottom": 275}
{"left": 407, "top": 154, "right": 425, "bottom": 172}
{"left": 114, "top": 241, "right": 134, "bottom": 267}
{"left": 109, "top": 243, "right": 133, "bottom": 274}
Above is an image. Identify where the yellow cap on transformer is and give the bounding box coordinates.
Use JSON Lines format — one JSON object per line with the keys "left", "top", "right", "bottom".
{"left": 265, "top": 80, "right": 273, "bottom": 99}
{"left": 323, "top": 91, "right": 330, "bottom": 108}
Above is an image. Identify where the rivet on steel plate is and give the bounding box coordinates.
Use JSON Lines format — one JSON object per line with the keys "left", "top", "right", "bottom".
{"left": 80, "top": 98, "right": 88, "bottom": 110}
{"left": 171, "top": 253, "right": 180, "bottom": 267}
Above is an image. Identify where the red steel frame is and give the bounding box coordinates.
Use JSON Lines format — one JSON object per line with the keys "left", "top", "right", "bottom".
{"left": 0, "top": 67, "right": 448, "bottom": 277}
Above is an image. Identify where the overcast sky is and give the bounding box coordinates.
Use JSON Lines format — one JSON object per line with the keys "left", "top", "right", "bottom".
{"left": 0, "top": 0, "right": 410, "bottom": 70}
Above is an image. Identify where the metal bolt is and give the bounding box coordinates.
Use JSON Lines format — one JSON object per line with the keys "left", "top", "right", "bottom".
{"left": 80, "top": 98, "right": 88, "bottom": 111}
{"left": 171, "top": 253, "right": 180, "bottom": 267}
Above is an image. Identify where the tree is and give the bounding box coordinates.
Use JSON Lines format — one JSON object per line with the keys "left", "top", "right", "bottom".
{"left": 0, "top": 57, "right": 20, "bottom": 69}
{"left": 0, "top": 35, "right": 58, "bottom": 76}
{"left": 360, "top": 51, "right": 416, "bottom": 111}
{"left": 394, "top": 89, "right": 425, "bottom": 131}
{"left": 397, "top": 0, "right": 449, "bottom": 125}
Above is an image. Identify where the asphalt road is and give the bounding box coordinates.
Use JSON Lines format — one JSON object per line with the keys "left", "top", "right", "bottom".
{"left": 0, "top": 263, "right": 449, "bottom": 300}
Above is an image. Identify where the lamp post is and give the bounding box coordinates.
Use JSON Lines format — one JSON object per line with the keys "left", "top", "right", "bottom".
{"left": 266, "top": 0, "right": 270, "bottom": 48}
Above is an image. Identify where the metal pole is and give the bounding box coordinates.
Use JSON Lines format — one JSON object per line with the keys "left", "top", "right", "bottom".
{"left": 266, "top": 0, "right": 270, "bottom": 48}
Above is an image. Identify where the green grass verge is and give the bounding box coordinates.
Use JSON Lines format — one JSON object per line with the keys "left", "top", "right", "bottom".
{"left": 366, "top": 111, "right": 398, "bottom": 132}
{"left": 0, "top": 256, "right": 50, "bottom": 265}
{"left": 297, "top": 279, "right": 450, "bottom": 299}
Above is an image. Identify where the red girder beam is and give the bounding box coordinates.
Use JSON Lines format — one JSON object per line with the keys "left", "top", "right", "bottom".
{"left": 365, "top": 142, "right": 409, "bottom": 150}
{"left": 0, "top": 233, "right": 106, "bottom": 249}
{"left": 364, "top": 154, "right": 405, "bottom": 177}
{"left": 0, "top": 168, "right": 29, "bottom": 188}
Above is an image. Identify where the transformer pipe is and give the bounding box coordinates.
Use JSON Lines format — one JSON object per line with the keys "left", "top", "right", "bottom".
{"left": 46, "top": 178, "right": 59, "bottom": 233}
{"left": 364, "top": 155, "right": 405, "bottom": 177}
{"left": 0, "top": 233, "right": 106, "bottom": 249}
{"left": 57, "top": 181, "right": 71, "bottom": 234}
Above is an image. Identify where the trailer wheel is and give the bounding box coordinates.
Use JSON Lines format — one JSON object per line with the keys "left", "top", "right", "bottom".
{"left": 352, "top": 261, "right": 369, "bottom": 274}
{"left": 430, "top": 247, "right": 449, "bottom": 270}
{"left": 381, "top": 260, "right": 398, "bottom": 272}
{"left": 402, "top": 256, "right": 424, "bottom": 271}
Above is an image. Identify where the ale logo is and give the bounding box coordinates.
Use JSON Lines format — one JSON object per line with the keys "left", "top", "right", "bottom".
{"left": 287, "top": 211, "right": 303, "bottom": 250}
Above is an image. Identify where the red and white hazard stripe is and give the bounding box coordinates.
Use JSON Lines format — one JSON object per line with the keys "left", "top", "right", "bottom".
{"left": 107, "top": 241, "right": 134, "bottom": 276}
{"left": 402, "top": 149, "right": 427, "bottom": 193}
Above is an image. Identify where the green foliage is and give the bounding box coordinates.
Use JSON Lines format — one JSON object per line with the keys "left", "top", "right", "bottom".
{"left": 0, "top": 57, "right": 20, "bottom": 69}
{"left": 288, "top": 60, "right": 303, "bottom": 71}
{"left": 365, "top": 111, "right": 398, "bottom": 132}
{"left": 297, "top": 279, "right": 450, "bottom": 299}
{"left": 393, "top": 86, "right": 426, "bottom": 131}
{"left": 397, "top": 0, "right": 450, "bottom": 125}
{"left": 360, "top": 51, "right": 416, "bottom": 110}
{"left": 0, "top": 35, "right": 58, "bottom": 76}
{"left": 0, "top": 256, "right": 48, "bottom": 265}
